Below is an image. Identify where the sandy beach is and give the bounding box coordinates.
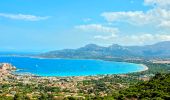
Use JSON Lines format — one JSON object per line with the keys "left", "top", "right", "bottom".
{"left": 139, "top": 64, "right": 149, "bottom": 72}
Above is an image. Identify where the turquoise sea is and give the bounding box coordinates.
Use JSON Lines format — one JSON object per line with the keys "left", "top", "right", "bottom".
{"left": 0, "top": 56, "right": 144, "bottom": 77}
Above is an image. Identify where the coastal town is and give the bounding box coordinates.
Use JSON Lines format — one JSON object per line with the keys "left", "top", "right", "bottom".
{"left": 0, "top": 60, "right": 162, "bottom": 100}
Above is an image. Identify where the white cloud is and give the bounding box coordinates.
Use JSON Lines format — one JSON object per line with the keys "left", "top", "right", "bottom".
{"left": 97, "top": 0, "right": 170, "bottom": 45}
{"left": 159, "top": 20, "right": 170, "bottom": 28}
{"left": 101, "top": 8, "right": 170, "bottom": 27}
{"left": 0, "top": 13, "right": 49, "bottom": 21}
{"left": 101, "top": 11, "right": 150, "bottom": 25}
{"left": 76, "top": 0, "right": 170, "bottom": 45}
{"left": 94, "top": 34, "right": 117, "bottom": 40}
{"left": 75, "top": 24, "right": 119, "bottom": 34}
{"left": 101, "top": 0, "right": 170, "bottom": 28}
{"left": 144, "top": 0, "right": 170, "bottom": 8}
{"left": 94, "top": 33, "right": 170, "bottom": 45}
{"left": 122, "top": 34, "right": 170, "bottom": 45}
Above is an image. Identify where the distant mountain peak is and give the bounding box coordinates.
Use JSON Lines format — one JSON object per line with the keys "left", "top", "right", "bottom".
{"left": 78, "top": 44, "right": 104, "bottom": 51}
{"left": 109, "top": 44, "right": 121, "bottom": 47}
{"left": 153, "top": 41, "right": 170, "bottom": 45}
{"left": 84, "top": 44, "right": 100, "bottom": 48}
{"left": 40, "top": 41, "right": 170, "bottom": 58}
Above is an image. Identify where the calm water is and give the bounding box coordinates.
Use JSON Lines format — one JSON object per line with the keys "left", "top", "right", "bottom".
{"left": 0, "top": 56, "right": 144, "bottom": 77}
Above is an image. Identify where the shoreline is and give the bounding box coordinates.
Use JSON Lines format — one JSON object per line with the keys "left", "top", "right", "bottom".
{"left": 139, "top": 64, "right": 148, "bottom": 72}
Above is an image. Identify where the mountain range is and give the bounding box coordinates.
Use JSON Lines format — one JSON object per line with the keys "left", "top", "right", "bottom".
{"left": 39, "top": 41, "right": 170, "bottom": 59}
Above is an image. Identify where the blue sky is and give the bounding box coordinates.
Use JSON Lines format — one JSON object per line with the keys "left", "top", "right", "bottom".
{"left": 0, "top": 0, "right": 170, "bottom": 52}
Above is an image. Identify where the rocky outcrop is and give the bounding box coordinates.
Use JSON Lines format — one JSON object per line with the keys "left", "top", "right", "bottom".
{"left": 0, "top": 63, "right": 16, "bottom": 70}
{"left": 0, "top": 63, "right": 16, "bottom": 77}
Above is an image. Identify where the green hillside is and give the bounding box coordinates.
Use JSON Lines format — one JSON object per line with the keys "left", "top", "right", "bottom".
{"left": 90, "top": 73, "right": 170, "bottom": 100}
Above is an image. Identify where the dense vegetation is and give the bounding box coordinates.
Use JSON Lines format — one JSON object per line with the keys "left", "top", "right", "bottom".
{"left": 1, "top": 73, "right": 170, "bottom": 100}
{"left": 88, "top": 73, "right": 170, "bottom": 100}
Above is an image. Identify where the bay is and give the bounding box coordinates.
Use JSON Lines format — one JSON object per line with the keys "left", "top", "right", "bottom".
{"left": 0, "top": 56, "right": 145, "bottom": 77}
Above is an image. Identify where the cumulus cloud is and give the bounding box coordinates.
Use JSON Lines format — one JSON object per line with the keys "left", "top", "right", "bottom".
{"left": 122, "top": 34, "right": 170, "bottom": 45}
{"left": 94, "top": 33, "right": 170, "bottom": 45}
{"left": 102, "top": 8, "right": 170, "bottom": 27}
{"left": 0, "top": 13, "right": 49, "bottom": 21}
{"left": 159, "top": 20, "right": 170, "bottom": 28}
{"left": 144, "top": 0, "right": 170, "bottom": 8}
{"left": 94, "top": 34, "right": 117, "bottom": 40}
{"left": 101, "top": 11, "right": 150, "bottom": 25}
{"left": 76, "top": 0, "right": 170, "bottom": 45}
{"left": 101, "top": 0, "right": 170, "bottom": 28}
{"left": 75, "top": 24, "right": 119, "bottom": 34}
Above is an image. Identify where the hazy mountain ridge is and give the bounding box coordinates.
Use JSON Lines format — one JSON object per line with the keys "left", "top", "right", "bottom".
{"left": 40, "top": 41, "right": 170, "bottom": 59}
